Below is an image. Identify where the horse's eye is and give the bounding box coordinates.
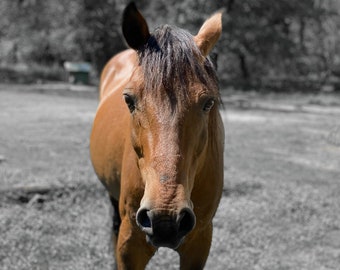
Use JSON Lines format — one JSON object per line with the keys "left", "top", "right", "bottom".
{"left": 203, "top": 98, "right": 215, "bottom": 112}
{"left": 123, "top": 93, "right": 136, "bottom": 113}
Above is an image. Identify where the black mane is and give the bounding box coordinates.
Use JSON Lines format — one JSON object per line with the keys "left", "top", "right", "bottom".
{"left": 138, "top": 25, "right": 219, "bottom": 103}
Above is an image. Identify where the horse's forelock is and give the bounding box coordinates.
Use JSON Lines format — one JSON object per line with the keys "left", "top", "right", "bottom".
{"left": 137, "top": 25, "right": 219, "bottom": 104}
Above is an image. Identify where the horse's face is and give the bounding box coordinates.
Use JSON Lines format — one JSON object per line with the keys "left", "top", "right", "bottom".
{"left": 122, "top": 4, "right": 222, "bottom": 249}
{"left": 124, "top": 71, "right": 217, "bottom": 248}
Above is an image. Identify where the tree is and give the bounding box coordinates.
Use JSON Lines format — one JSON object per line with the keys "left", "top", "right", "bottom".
{"left": 217, "top": 0, "right": 340, "bottom": 89}
{"left": 0, "top": 0, "right": 83, "bottom": 65}
{"left": 76, "top": 0, "right": 126, "bottom": 72}
{"left": 1, "top": 0, "right": 339, "bottom": 89}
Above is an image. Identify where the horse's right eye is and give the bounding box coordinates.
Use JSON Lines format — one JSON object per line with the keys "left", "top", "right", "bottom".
{"left": 203, "top": 98, "right": 215, "bottom": 112}
{"left": 123, "top": 93, "right": 136, "bottom": 113}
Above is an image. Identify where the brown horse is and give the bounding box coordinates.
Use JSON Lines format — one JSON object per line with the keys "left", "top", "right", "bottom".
{"left": 90, "top": 3, "right": 224, "bottom": 269}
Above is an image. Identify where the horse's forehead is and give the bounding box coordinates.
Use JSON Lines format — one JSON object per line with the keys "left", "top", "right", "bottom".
{"left": 129, "top": 69, "right": 207, "bottom": 100}
{"left": 127, "top": 59, "right": 215, "bottom": 118}
{"left": 145, "top": 84, "right": 206, "bottom": 113}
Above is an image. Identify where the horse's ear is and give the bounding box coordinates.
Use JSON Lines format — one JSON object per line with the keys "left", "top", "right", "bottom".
{"left": 194, "top": 11, "right": 223, "bottom": 57}
{"left": 122, "top": 2, "right": 150, "bottom": 50}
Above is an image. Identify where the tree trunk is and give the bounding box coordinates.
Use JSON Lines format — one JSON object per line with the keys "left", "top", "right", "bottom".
{"left": 227, "top": 0, "right": 235, "bottom": 13}
{"left": 299, "top": 17, "right": 306, "bottom": 51}
{"left": 238, "top": 53, "right": 249, "bottom": 80}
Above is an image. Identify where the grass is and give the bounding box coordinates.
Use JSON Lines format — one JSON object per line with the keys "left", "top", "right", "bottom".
{"left": 212, "top": 107, "right": 340, "bottom": 270}
{"left": 0, "top": 185, "right": 115, "bottom": 270}
{"left": 0, "top": 85, "right": 340, "bottom": 269}
{"left": 0, "top": 86, "right": 115, "bottom": 269}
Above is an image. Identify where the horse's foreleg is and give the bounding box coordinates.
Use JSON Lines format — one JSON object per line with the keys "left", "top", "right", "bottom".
{"left": 110, "top": 197, "right": 121, "bottom": 269}
{"left": 111, "top": 198, "right": 121, "bottom": 238}
{"left": 115, "top": 216, "right": 155, "bottom": 270}
{"left": 177, "top": 223, "right": 213, "bottom": 270}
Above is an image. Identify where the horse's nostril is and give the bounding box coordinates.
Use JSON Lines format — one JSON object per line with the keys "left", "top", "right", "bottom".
{"left": 136, "top": 208, "right": 152, "bottom": 230}
{"left": 177, "top": 208, "right": 196, "bottom": 236}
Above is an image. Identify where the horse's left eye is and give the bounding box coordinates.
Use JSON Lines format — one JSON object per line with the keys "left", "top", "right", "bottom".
{"left": 123, "top": 93, "right": 136, "bottom": 113}
{"left": 203, "top": 98, "right": 215, "bottom": 112}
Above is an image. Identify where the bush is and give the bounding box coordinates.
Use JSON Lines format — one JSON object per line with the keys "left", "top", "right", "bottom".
{"left": 0, "top": 63, "right": 65, "bottom": 84}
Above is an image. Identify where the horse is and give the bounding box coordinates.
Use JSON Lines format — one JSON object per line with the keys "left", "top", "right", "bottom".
{"left": 90, "top": 3, "right": 224, "bottom": 269}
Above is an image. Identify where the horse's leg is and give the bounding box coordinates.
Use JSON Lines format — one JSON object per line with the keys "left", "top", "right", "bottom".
{"left": 177, "top": 223, "right": 213, "bottom": 270}
{"left": 110, "top": 197, "right": 121, "bottom": 269}
{"left": 115, "top": 216, "right": 156, "bottom": 270}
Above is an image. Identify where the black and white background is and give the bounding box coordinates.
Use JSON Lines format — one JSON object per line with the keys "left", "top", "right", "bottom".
{"left": 1, "top": 1, "right": 340, "bottom": 269}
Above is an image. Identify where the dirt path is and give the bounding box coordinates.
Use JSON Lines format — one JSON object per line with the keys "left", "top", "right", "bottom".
{"left": 1, "top": 85, "right": 340, "bottom": 269}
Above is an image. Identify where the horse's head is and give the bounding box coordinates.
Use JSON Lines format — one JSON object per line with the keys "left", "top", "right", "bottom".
{"left": 122, "top": 3, "right": 222, "bottom": 249}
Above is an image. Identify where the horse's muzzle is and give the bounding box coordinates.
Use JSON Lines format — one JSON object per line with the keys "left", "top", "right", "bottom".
{"left": 136, "top": 207, "right": 196, "bottom": 249}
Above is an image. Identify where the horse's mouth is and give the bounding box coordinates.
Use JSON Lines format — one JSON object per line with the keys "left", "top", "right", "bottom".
{"left": 142, "top": 219, "right": 189, "bottom": 249}
{"left": 145, "top": 234, "right": 185, "bottom": 249}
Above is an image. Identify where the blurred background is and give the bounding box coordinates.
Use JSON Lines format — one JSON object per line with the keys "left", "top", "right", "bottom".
{"left": 1, "top": 1, "right": 340, "bottom": 269}
{"left": 1, "top": 0, "right": 340, "bottom": 92}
